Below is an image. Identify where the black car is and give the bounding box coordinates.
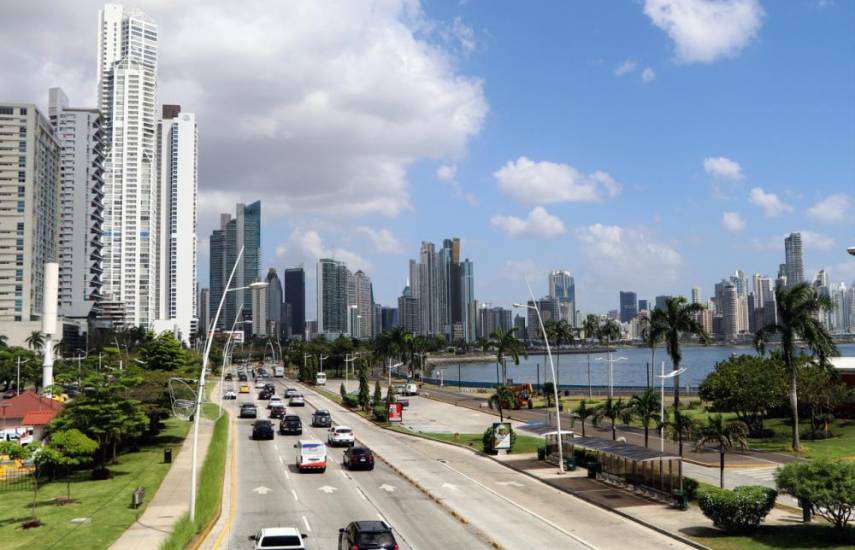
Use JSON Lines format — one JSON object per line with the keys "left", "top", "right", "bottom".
{"left": 279, "top": 414, "right": 303, "bottom": 435}
{"left": 263, "top": 382, "right": 275, "bottom": 391}
{"left": 238, "top": 373, "right": 248, "bottom": 382}
{"left": 252, "top": 420, "right": 275, "bottom": 440}
{"left": 269, "top": 404, "right": 286, "bottom": 419}
{"left": 239, "top": 403, "right": 258, "bottom": 418}
{"left": 343, "top": 447, "right": 375, "bottom": 471}
{"left": 312, "top": 410, "right": 332, "bottom": 427}
{"left": 338, "top": 521, "right": 397, "bottom": 550}
{"left": 258, "top": 389, "right": 273, "bottom": 400}
{"left": 224, "top": 373, "right": 233, "bottom": 381}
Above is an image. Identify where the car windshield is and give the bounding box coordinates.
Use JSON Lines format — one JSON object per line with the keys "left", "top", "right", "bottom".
{"left": 337, "top": 428, "right": 352, "bottom": 434}
{"left": 357, "top": 532, "right": 395, "bottom": 547}
{"left": 302, "top": 443, "right": 322, "bottom": 449}
{"left": 260, "top": 535, "right": 302, "bottom": 547}
{"left": 351, "top": 448, "right": 369, "bottom": 455}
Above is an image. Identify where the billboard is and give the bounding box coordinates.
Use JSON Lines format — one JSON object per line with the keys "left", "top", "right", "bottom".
{"left": 388, "top": 402, "right": 403, "bottom": 422}
{"left": 492, "top": 422, "right": 512, "bottom": 450}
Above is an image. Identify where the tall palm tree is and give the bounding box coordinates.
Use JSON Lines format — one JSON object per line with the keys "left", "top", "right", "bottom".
{"left": 639, "top": 313, "right": 660, "bottom": 389}
{"left": 754, "top": 283, "right": 838, "bottom": 452}
{"left": 549, "top": 320, "right": 575, "bottom": 393}
{"left": 592, "top": 396, "right": 625, "bottom": 440}
{"left": 598, "top": 319, "right": 621, "bottom": 397}
{"left": 26, "top": 331, "right": 45, "bottom": 352}
{"left": 491, "top": 327, "right": 526, "bottom": 386}
{"left": 629, "top": 388, "right": 661, "bottom": 448}
{"left": 488, "top": 384, "right": 515, "bottom": 422}
{"left": 573, "top": 399, "right": 594, "bottom": 437}
{"left": 695, "top": 415, "right": 749, "bottom": 488}
{"left": 649, "top": 296, "right": 708, "bottom": 457}
{"left": 582, "top": 314, "right": 600, "bottom": 399}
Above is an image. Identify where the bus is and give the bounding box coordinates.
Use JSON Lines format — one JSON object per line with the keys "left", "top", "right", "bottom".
{"left": 315, "top": 372, "right": 327, "bottom": 386}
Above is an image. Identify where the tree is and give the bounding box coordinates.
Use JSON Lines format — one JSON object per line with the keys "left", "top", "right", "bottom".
{"left": 593, "top": 397, "right": 626, "bottom": 440}
{"left": 488, "top": 385, "right": 515, "bottom": 422}
{"left": 649, "top": 296, "right": 708, "bottom": 456}
{"left": 357, "top": 360, "right": 371, "bottom": 411}
{"left": 582, "top": 314, "right": 600, "bottom": 398}
{"left": 37, "top": 429, "right": 98, "bottom": 500}
{"left": 776, "top": 459, "right": 855, "bottom": 530}
{"left": 573, "top": 399, "right": 593, "bottom": 437}
{"left": 372, "top": 379, "right": 383, "bottom": 408}
{"left": 755, "top": 283, "right": 838, "bottom": 452}
{"left": 542, "top": 382, "right": 555, "bottom": 408}
{"left": 695, "top": 415, "right": 749, "bottom": 488}
{"left": 340, "top": 381, "right": 348, "bottom": 402}
{"left": 491, "top": 327, "right": 526, "bottom": 386}
{"left": 25, "top": 331, "right": 45, "bottom": 353}
{"left": 629, "top": 388, "right": 661, "bottom": 447}
{"left": 698, "top": 354, "right": 787, "bottom": 437}
{"left": 545, "top": 320, "right": 575, "bottom": 391}
{"left": 639, "top": 313, "right": 661, "bottom": 389}
{"left": 140, "top": 332, "right": 189, "bottom": 371}
{"left": 797, "top": 359, "right": 850, "bottom": 439}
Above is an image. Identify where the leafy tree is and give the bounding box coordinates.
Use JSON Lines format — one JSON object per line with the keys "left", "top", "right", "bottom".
{"left": 582, "top": 314, "right": 600, "bottom": 398}
{"left": 593, "top": 397, "right": 626, "bottom": 440}
{"left": 545, "top": 319, "right": 575, "bottom": 391}
{"left": 697, "top": 486, "right": 777, "bottom": 533}
{"left": 36, "top": 429, "right": 97, "bottom": 500}
{"left": 798, "top": 361, "right": 850, "bottom": 438}
{"left": 491, "top": 327, "right": 527, "bottom": 386}
{"left": 542, "top": 382, "right": 555, "bottom": 408}
{"left": 755, "top": 283, "right": 838, "bottom": 451}
{"left": 698, "top": 354, "right": 787, "bottom": 437}
{"left": 0, "top": 347, "right": 39, "bottom": 392}
{"left": 629, "top": 388, "right": 661, "bottom": 447}
{"left": 639, "top": 313, "right": 661, "bottom": 389}
{"left": 25, "top": 331, "right": 45, "bottom": 352}
{"left": 0, "top": 440, "right": 32, "bottom": 460}
{"left": 776, "top": 459, "right": 855, "bottom": 530}
{"left": 573, "top": 399, "right": 593, "bottom": 437}
{"left": 357, "top": 360, "right": 371, "bottom": 411}
{"left": 695, "top": 415, "right": 749, "bottom": 488}
{"left": 488, "top": 384, "right": 515, "bottom": 422}
{"left": 372, "top": 380, "right": 383, "bottom": 408}
{"left": 140, "top": 332, "right": 188, "bottom": 371}
{"left": 649, "top": 296, "right": 708, "bottom": 456}
{"left": 340, "top": 382, "right": 348, "bottom": 402}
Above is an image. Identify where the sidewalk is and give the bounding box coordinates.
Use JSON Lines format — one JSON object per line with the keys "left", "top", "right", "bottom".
{"left": 109, "top": 416, "right": 215, "bottom": 550}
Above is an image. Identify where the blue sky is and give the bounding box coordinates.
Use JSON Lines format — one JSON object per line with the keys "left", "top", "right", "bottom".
{"left": 3, "top": 0, "right": 853, "bottom": 318}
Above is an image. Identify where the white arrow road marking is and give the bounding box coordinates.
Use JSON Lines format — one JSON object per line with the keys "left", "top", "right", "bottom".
{"left": 318, "top": 485, "right": 338, "bottom": 494}
{"left": 379, "top": 484, "right": 396, "bottom": 493}
{"left": 252, "top": 486, "right": 272, "bottom": 495}
{"left": 496, "top": 481, "right": 524, "bottom": 487}
{"left": 302, "top": 515, "right": 311, "bottom": 532}
{"left": 278, "top": 455, "right": 283, "bottom": 464}
{"left": 441, "top": 482, "right": 459, "bottom": 491}
{"left": 291, "top": 489, "right": 299, "bottom": 501}
{"left": 284, "top": 469, "right": 290, "bottom": 480}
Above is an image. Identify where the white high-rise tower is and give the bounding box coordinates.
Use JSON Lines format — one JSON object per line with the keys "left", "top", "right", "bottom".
{"left": 97, "top": 4, "right": 159, "bottom": 327}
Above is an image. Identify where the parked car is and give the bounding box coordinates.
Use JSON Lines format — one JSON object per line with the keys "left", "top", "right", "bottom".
{"left": 295, "top": 439, "right": 326, "bottom": 473}
{"left": 289, "top": 394, "right": 305, "bottom": 407}
{"left": 240, "top": 403, "right": 258, "bottom": 418}
{"left": 404, "top": 382, "right": 418, "bottom": 396}
{"left": 279, "top": 415, "right": 302, "bottom": 435}
{"left": 328, "top": 426, "right": 355, "bottom": 447}
{"left": 393, "top": 384, "right": 405, "bottom": 396}
{"left": 338, "top": 521, "right": 397, "bottom": 550}
{"left": 252, "top": 420, "right": 275, "bottom": 440}
{"left": 312, "top": 410, "right": 332, "bottom": 427}
{"left": 250, "top": 527, "right": 307, "bottom": 550}
{"left": 343, "top": 446, "right": 375, "bottom": 471}
{"left": 268, "top": 395, "right": 283, "bottom": 409}
{"left": 269, "top": 403, "right": 286, "bottom": 419}
{"left": 223, "top": 390, "right": 237, "bottom": 400}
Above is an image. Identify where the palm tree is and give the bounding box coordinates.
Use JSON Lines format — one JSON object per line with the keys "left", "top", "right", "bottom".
{"left": 582, "top": 314, "right": 600, "bottom": 398}
{"left": 695, "top": 415, "right": 749, "bottom": 488}
{"left": 649, "top": 296, "right": 708, "bottom": 457}
{"left": 488, "top": 384, "right": 515, "bottom": 422}
{"left": 639, "top": 313, "right": 660, "bottom": 389}
{"left": 491, "top": 327, "right": 527, "bottom": 386}
{"left": 754, "top": 283, "right": 838, "bottom": 452}
{"left": 26, "top": 331, "right": 45, "bottom": 353}
{"left": 573, "top": 399, "right": 594, "bottom": 437}
{"left": 628, "top": 389, "right": 661, "bottom": 448}
{"left": 592, "top": 396, "right": 625, "bottom": 440}
{"left": 547, "top": 320, "right": 575, "bottom": 393}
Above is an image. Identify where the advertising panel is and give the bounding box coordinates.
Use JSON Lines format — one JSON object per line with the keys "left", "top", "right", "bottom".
{"left": 388, "top": 402, "right": 403, "bottom": 422}
{"left": 492, "top": 422, "right": 512, "bottom": 450}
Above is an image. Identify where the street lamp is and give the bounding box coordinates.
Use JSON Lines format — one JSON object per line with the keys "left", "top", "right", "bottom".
{"left": 656, "top": 363, "right": 687, "bottom": 454}
{"left": 318, "top": 354, "right": 329, "bottom": 373}
{"left": 344, "top": 352, "right": 361, "bottom": 390}
{"left": 218, "top": 304, "right": 246, "bottom": 417}
{"left": 515, "top": 276, "right": 566, "bottom": 474}
{"left": 848, "top": 246, "right": 855, "bottom": 256}
{"left": 594, "top": 355, "right": 628, "bottom": 398}
{"left": 387, "top": 361, "right": 404, "bottom": 390}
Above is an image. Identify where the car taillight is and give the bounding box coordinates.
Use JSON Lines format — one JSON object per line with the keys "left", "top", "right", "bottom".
{"left": 394, "top": 545, "right": 399, "bottom": 550}
{"left": 351, "top": 546, "right": 359, "bottom": 550}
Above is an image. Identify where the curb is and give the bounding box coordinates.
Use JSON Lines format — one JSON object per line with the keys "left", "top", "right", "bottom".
{"left": 189, "top": 412, "right": 230, "bottom": 550}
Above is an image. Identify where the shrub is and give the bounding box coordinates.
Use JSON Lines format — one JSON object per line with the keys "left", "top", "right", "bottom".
{"left": 373, "top": 405, "right": 388, "bottom": 422}
{"left": 342, "top": 394, "right": 359, "bottom": 409}
{"left": 683, "top": 476, "right": 699, "bottom": 500}
{"left": 697, "top": 485, "right": 777, "bottom": 533}
{"left": 776, "top": 459, "right": 855, "bottom": 530}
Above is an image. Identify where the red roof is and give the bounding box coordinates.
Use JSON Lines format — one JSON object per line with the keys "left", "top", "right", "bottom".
{"left": 21, "top": 409, "right": 59, "bottom": 426}
{"left": 0, "top": 390, "right": 63, "bottom": 420}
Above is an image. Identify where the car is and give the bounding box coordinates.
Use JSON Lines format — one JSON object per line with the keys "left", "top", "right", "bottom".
{"left": 224, "top": 373, "right": 233, "bottom": 381}
{"left": 252, "top": 419, "right": 275, "bottom": 440}
{"left": 223, "top": 390, "right": 237, "bottom": 400}
{"left": 404, "top": 382, "right": 418, "bottom": 396}
{"left": 289, "top": 394, "right": 305, "bottom": 407}
{"left": 255, "top": 380, "right": 266, "bottom": 389}
{"left": 279, "top": 414, "right": 302, "bottom": 435}
{"left": 250, "top": 527, "right": 308, "bottom": 550}
{"left": 238, "top": 373, "right": 248, "bottom": 382}
{"left": 328, "top": 426, "right": 355, "bottom": 447}
{"left": 393, "top": 384, "right": 405, "bottom": 396}
{"left": 263, "top": 383, "right": 275, "bottom": 393}
{"left": 295, "top": 439, "right": 326, "bottom": 473}
{"left": 2, "top": 389, "right": 18, "bottom": 399}
{"left": 239, "top": 384, "right": 251, "bottom": 394}
{"left": 259, "top": 390, "right": 273, "bottom": 400}
{"left": 239, "top": 403, "right": 258, "bottom": 418}
{"left": 269, "top": 403, "right": 286, "bottom": 419}
{"left": 338, "top": 521, "right": 398, "bottom": 550}
{"left": 311, "top": 410, "right": 332, "bottom": 427}
{"left": 268, "top": 395, "right": 284, "bottom": 409}
{"left": 343, "top": 446, "right": 375, "bottom": 471}
{"left": 283, "top": 387, "right": 298, "bottom": 398}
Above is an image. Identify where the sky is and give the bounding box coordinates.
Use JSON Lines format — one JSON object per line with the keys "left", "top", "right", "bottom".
{"left": 2, "top": 0, "right": 854, "bottom": 318}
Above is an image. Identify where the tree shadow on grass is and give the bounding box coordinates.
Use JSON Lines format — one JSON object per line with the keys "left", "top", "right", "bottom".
{"left": 682, "top": 524, "right": 855, "bottom": 548}
{"left": 0, "top": 515, "right": 34, "bottom": 528}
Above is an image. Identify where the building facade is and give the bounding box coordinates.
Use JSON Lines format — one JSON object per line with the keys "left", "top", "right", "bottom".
{"left": 784, "top": 232, "right": 804, "bottom": 288}
{"left": 264, "top": 268, "right": 283, "bottom": 338}
{"left": 548, "top": 270, "right": 575, "bottom": 325}
{"left": 283, "top": 267, "right": 305, "bottom": 339}
{"left": 317, "top": 258, "right": 348, "bottom": 336}
{"left": 619, "top": 291, "right": 638, "bottom": 323}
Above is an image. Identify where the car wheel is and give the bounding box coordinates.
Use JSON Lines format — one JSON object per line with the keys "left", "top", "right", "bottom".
{"left": 320, "top": 467, "right": 326, "bottom": 473}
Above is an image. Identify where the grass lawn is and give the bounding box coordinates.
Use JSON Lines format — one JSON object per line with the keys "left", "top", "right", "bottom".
{"left": 746, "top": 417, "right": 855, "bottom": 460}
{"left": 685, "top": 524, "right": 855, "bottom": 549}
{"left": 416, "top": 431, "right": 542, "bottom": 455}
{"left": 0, "top": 417, "right": 190, "bottom": 550}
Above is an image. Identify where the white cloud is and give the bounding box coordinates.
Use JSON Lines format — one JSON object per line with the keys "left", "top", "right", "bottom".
{"left": 641, "top": 67, "right": 656, "bottom": 82}
{"left": 749, "top": 187, "right": 793, "bottom": 217}
{"left": 501, "top": 259, "right": 541, "bottom": 282}
{"left": 436, "top": 164, "right": 457, "bottom": 181}
{"left": 643, "top": 0, "right": 765, "bottom": 63}
{"left": 807, "top": 193, "right": 851, "bottom": 224}
{"left": 494, "top": 157, "right": 621, "bottom": 205}
{"left": 799, "top": 231, "right": 835, "bottom": 251}
{"left": 277, "top": 229, "right": 370, "bottom": 272}
{"left": 721, "top": 211, "right": 746, "bottom": 232}
{"left": 491, "top": 206, "right": 566, "bottom": 238}
{"left": 354, "top": 227, "right": 405, "bottom": 254}
{"left": 615, "top": 59, "right": 638, "bottom": 76}
{"left": 703, "top": 156, "right": 743, "bottom": 180}
{"left": 574, "top": 224, "right": 682, "bottom": 286}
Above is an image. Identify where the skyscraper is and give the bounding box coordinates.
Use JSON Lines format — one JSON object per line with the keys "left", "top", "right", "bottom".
{"left": 97, "top": 4, "right": 159, "bottom": 327}
{"left": 460, "top": 259, "right": 476, "bottom": 342}
{"left": 153, "top": 105, "right": 197, "bottom": 342}
{"left": 722, "top": 282, "right": 738, "bottom": 340}
{"left": 284, "top": 267, "right": 305, "bottom": 340}
{"left": 317, "top": 258, "right": 348, "bottom": 336}
{"left": 197, "top": 287, "right": 210, "bottom": 338}
{"left": 654, "top": 295, "right": 671, "bottom": 311}
{"left": 265, "top": 268, "right": 283, "bottom": 337}
{"left": 250, "top": 282, "right": 267, "bottom": 337}
{"left": 349, "top": 270, "right": 374, "bottom": 339}
{"left": 48, "top": 88, "right": 105, "bottom": 321}
{"left": 638, "top": 299, "right": 649, "bottom": 312}
{"left": 619, "top": 291, "right": 638, "bottom": 323}
{"left": 398, "top": 283, "right": 419, "bottom": 334}
{"left": 408, "top": 238, "right": 474, "bottom": 340}
{"left": 784, "top": 232, "right": 804, "bottom": 288}
{"left": 691, "top": 288, "right": 701, "bottom": 304}
{"left": 549, "top": 270, "right": 575, "bottom": 325}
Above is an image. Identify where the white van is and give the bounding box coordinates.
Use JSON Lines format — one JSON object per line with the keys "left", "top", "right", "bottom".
{"left": 315, "top": 372, "right": 327, "bottom": 386}
{"left": 295, "top": 439, "right": 326, "bottom": 473}
{"left": 274, "top": 365, "right": 285, "bottom": 377}
{"left": 405, "top": 382, "right": 418, "bottom": 396}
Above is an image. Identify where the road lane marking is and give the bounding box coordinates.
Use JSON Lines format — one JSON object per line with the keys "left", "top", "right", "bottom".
{"left": 252, "top": 486, "right": 272, "bottom": 495}
{"left": 274, "top": 443, "right": 279, "bottom": 451}
{"left": 302, "top": 515, "right": 312, "bottom": 532}
{"left": 291, "top": 489, "right": 299, "bottom": 501}
{"left": 284, "top": 469, "right": 290, "bottom": 480}
{"left": 318, "top": 485, "right": 338, "bottom": 494}
{"left": 379, "top": 483, "right": 396, "bottom": 492}
{"left": 357, "top": 487, "right": 369, "bottom": 501}
{"left": 278, "top": 455, "right": 283, "bottom": 464}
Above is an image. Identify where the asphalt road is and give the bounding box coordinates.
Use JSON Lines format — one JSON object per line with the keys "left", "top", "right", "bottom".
{"left": 223, "top": 377, "right": 491, "bottom": 550}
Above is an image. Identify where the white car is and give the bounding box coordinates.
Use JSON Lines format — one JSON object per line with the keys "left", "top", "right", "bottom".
{"left": 289, "top": 394, "right": 305, "bottom": 407}
{"left": 405, "top": 382, "right": 418, "bottom": 396}
{"left": 222, "top": 390, "right": 237, "bottom": 400}
{"left": 250, "top": 527, "right": 307, "bottom": 550}
{"left": 328, "top": 426, "right": 355, "bottom": 447}
{"left": 254, "top": 380, "right": 266, "bottom": 389}
{"left": 284, "top": 387, "right": 298, "bottom": 398}
{"left": 268, "top": 395, "right": 283, "bottom": 409}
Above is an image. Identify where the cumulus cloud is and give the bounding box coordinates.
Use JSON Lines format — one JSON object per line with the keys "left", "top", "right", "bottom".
{"left": 436, "top": 164, "right": 457, "bottom": 181}
{"left": 643, "top": 0, "right": 764, "bottom": 63}
{"left": 501, "top": 259, "right": 541, "bottom": 282}
{"left": 277, "top": 229, "right": 370, "bottom": 272}
{"left": 0, "top": 0, "right": 487, "bottom": 222}
{"left": 748, "top": 230, "right": 835, "bottom": 252}
{"left": 749, "top": 187, "right": 793, "bottom": 217}
{"left": 721, "top": 211, "right": 746, "bottom": 232}
{"left": 354, "top": 227, "right": 405, "bottom": 254}
{"left": 615, "top": 59, "right": 638, "bottom": 76}
{"left": 494, "top": 157, "right": 621, "bottom": 205}
{"left": 491, "top": 206, "right": 566, "bottom": 238}
{"left": 807, "top": 193, "right": 851, "bottom": 224}
{"left": 641, "top": 67, "right": 656, "bottom": 82}
{"left": 704, "top": 156, "right": 743, "bottom": 180}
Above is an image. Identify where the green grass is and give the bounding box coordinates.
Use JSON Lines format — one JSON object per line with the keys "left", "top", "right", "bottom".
{"left": 0, "top": 417, "right": 190, "bottom": 550}
{"left": 685, "top": 524, "right": 855, "bottom": 549}
{"left": 416, "top": 431, "right": 543, "bottom": 455}
{"left": 159, "top": 412, "right": 230, "bottom": 550}
{"left": 746, "top": 418, "right": 855, "bottom": 460}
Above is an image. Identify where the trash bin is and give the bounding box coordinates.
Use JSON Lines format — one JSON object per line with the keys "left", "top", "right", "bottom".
{"left": 164, "top": 448, "right": 172, "bottom": 464}
{"left": 537, "top": 447, "right": 546, "bottom": 461}
{"left": 673, "top": 489, "right": 688, "bottom": 511}
{"left": 564, "top": 456, "right": 577, "bottom": 471}
{"left": 586, "top": 461, "right": 599, "bottom": 479}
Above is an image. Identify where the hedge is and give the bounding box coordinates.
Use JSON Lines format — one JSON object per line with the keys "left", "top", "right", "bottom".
{"left": 697, "top": 485, "right": 777, "bottom": 533}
